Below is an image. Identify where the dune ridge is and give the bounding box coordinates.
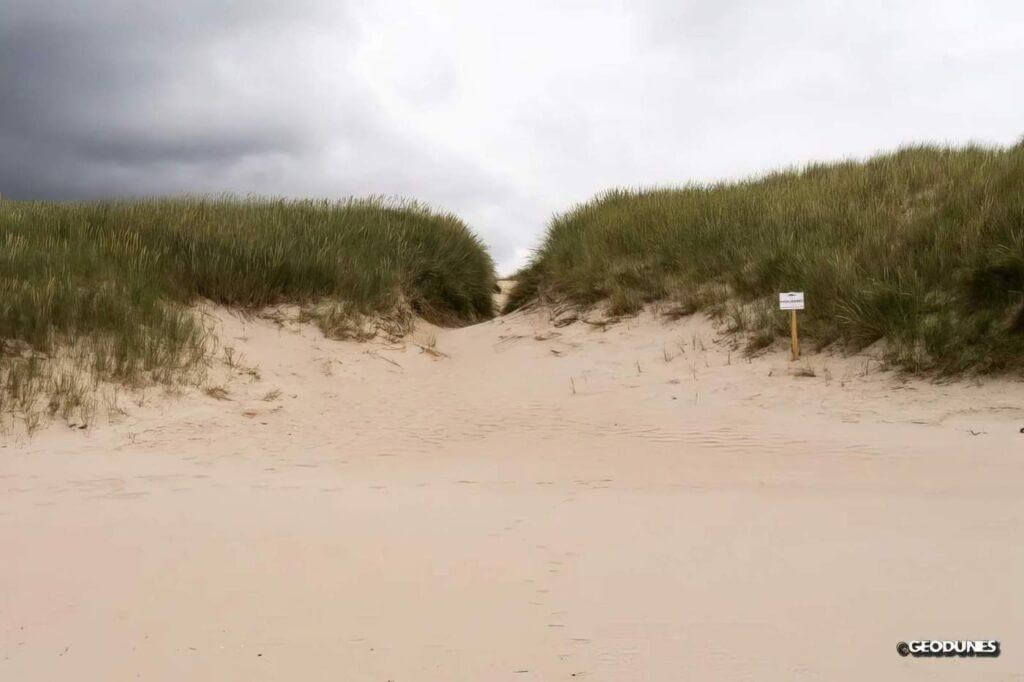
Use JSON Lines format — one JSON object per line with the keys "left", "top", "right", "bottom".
{"left": 508, "top": 142, "right": 1024, "bottom": 375}
{"left": 0, "top": 196, "right": 496, "bottom": 434}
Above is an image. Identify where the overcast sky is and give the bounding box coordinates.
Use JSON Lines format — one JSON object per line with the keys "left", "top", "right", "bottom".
{"left": 2, "top": 1, "right": 1023, "bottom": 272}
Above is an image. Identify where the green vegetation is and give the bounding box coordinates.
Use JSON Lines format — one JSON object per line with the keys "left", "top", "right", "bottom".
{"left": 507, "top": 142, "right": 1024, "bottom": 374}
{"left": 0, "top": 197, "right": 495, "bottom": 431}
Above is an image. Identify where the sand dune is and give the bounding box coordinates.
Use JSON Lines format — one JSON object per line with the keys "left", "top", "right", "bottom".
{"left": 3, "top": 282, "right": 1023, "bottom": 680}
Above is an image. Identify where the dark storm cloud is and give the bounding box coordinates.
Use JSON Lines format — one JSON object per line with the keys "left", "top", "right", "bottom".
{"left": 0, "top": 0, "right": 335, "bottom": 196}
{"left": 0, "top": 0, "right": 512, "bottom": 211}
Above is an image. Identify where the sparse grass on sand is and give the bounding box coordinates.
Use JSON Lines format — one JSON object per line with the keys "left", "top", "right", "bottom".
{"left": 0, "top": 196, "right": 496, "bottom": 431}
{"left": 507, "top": 142, "right": 1024, "bottom": 375}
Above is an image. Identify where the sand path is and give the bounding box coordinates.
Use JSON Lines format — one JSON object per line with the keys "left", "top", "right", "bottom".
{"left": 3, "top": 284, "right": 1023, "bottom": 680}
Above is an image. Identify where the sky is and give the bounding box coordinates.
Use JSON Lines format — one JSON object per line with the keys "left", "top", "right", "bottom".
{"left": 2, "top": 0, "right": 1023, "bottom": 274}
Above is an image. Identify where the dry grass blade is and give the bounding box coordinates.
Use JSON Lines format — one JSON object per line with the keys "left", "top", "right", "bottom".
{"left": 204, "top": 386, "right": 231, "bottom": 401}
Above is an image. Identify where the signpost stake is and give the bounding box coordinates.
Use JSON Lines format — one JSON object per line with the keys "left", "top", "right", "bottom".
{"left": 779, "top": 292, "right": 804, "bottom": 361}
{"left": 790, "top": 309, "right": 800, "bottom": 361}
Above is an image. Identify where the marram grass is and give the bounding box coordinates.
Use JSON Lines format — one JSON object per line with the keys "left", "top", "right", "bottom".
{"left": 507, "top": 142, "right": 1024, "bottom": 375}
{"left": 0, "top": 196, "right": 496, "bottom": 431}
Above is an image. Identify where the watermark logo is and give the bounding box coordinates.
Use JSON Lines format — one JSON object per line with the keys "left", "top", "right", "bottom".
{"left": 897, "top": 640, "right": 1000, "bottom": 658}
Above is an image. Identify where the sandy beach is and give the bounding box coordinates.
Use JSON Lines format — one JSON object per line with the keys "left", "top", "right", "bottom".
{"left": 3, "top": 283, "right": 1023, "bottom": 680}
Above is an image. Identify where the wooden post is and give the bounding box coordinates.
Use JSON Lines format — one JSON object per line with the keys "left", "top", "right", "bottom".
{"left": 790, "top": 309, "right": 800, "bottom": 361}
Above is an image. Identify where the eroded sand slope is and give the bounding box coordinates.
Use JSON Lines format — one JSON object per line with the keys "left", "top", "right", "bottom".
{"left": 3, "top": 284, "right": 1023, "bottom": 680}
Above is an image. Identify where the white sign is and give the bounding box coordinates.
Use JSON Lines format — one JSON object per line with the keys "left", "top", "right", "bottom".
{"left": 779, "top": 292, "right": 805, "bottom": 310}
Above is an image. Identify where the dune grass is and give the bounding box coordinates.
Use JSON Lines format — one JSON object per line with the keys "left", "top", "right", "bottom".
{"left": 0, "top": 196, "right": 496, "bottom": 431}
{"left": 507, "top": 142, "right": 1024, "bottom": 374}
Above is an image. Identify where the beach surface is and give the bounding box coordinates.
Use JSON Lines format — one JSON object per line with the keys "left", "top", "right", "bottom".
{"left": 3, "top": 283, "right": 1023, "bottom": 680}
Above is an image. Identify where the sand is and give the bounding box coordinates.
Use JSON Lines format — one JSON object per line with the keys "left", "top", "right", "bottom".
{"left": 3, "top": 282, "right": 1023, "bottom": 680}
